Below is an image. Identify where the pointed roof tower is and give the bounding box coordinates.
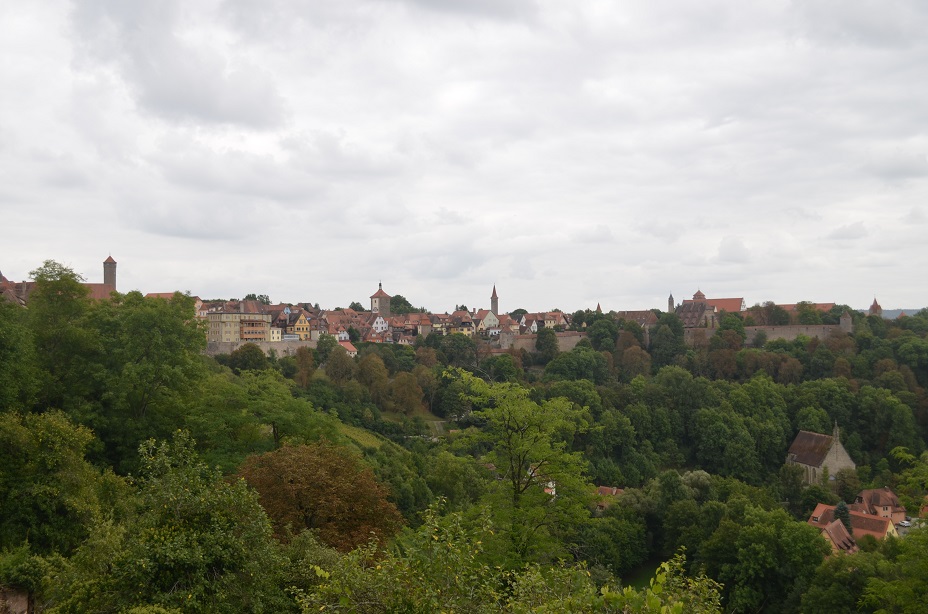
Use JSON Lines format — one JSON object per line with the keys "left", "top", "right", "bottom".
{"left": 490, "top": 284, "right": 499, "bottom": 315}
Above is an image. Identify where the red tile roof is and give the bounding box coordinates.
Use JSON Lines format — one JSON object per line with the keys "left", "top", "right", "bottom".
{"left": 821, "top": 519, "right": 859, "bottom": 554}
{"left": 808, "top": 503, "right": 894, "bottom": 540}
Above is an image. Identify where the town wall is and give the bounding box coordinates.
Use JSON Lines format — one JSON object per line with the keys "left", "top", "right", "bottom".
{"left": 206, "top": 339, "right": 317, "bottom": 357}
{"left": 683, "top": 324, "right": 848, "bottom": 348}
{"left": 505, "top": 331, "right": 587, "bottom": 353}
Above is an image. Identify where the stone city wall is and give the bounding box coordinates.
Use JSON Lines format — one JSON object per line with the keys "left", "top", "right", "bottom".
{"left": 206, "top": 339, "right": 318, "bottom": 357}
{"left": 505, "top": 331, "right": 587, "bottom": 353}
{"left": 684, "top": 324, "right": 848, "bottom": 348}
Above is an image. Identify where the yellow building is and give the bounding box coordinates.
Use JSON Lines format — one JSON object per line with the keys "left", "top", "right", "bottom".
{"left": 207, "top": 307, "right": 272, "bottom": 343}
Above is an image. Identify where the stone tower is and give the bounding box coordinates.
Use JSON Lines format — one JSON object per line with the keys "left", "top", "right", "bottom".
{"left": 103, "top": 255, "right": 117, "bottom": 289}
{"left": 491, "top": 285, "right": 499, "bottom": 315}
{"left": 839, "top": 311, "right": 854, "bottom": 334}
{"left": 668, "top": 293, "right": 674, "bottom": 313}
{"left": 371, "top": 282, "right": 391, "bottom": 316}
{"left": 869, "top": 298, "right": 882, "bottom": 318}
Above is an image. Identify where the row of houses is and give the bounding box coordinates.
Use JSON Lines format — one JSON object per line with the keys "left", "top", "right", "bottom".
{"left": 197, "top": 284, "right": 573, "bottom": 346}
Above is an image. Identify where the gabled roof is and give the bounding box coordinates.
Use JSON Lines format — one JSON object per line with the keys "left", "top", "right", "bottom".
{"left": 84, "top": 283, "right": 116, "bottom": 301}
{"left": 821, "top": 519, "right": 859, "bottom": 554}
{"left": 616, "top": 310, "right": 658, "bottom": 327}
{"left": 675, "top": 302, "right": 713, "bottom": 328}
{"left": 706, "top": 298, "right": 745, "bottom": 313}
{"left": 855, "top": 487, "right": 905, "bottom": 515}
{"left": 788, "top": 431, "right": 834, "bottom": 467}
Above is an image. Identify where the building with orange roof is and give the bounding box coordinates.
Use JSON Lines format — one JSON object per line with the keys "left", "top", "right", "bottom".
{"left": 851, "top": 487, "right": 907, "bottom": 525}
{"left": 818, "top": 518, "right": 859, "bottom": 554}
{"left": 4, "top": 256, "right": 118, "bottom": 303}
{"left": 808, "top": 503, "right": 897, "bottom": 540}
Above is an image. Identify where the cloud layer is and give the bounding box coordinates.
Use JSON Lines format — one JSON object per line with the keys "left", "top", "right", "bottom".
{"left": 1, "top": 0, "right": 926, "bottom": 311}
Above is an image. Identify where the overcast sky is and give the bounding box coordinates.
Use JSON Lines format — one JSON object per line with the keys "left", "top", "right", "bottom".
{"left": 2, "top": 0, "right": 927, "bottom": 313}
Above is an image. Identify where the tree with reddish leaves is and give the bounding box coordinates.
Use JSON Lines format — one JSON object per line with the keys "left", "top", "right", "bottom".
{"left": 238, "top": 441, "right": 403, "bottom": 551}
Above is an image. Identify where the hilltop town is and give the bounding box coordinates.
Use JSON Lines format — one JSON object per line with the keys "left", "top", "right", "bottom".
{"left": 0, "top": 256, "right": 900, "bottom": 359}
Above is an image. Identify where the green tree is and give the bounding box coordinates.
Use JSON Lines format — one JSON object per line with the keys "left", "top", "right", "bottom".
{"left": 535, "top": 327, "right": 559, "bottom": 364}
{"left": 466, "top": 375, "right": 592, "bottom": 564}
{"left": 700, "top": 506, "right": 830, "bottom": 612}
{"left": 861, "top": 527, "right": 928, "bottom": 612}
{"left": 801, "top": 550, "right": 888, "bottom": 613}
{"left": 324, "top": 346, "right": 356, "bottom": 385}
{"left": 293, "top": 346, "right": 315, "bottom": 389}
{"left": 315, "top": 333, "right": 338, "bottom": 364}
{"left": 357, "top": 353, "right": 390, "bottom": 408}
{"left": 390, "top": 294, "right": 422, "bottom": 314}
{"left": 796, "top": 301, "right": 823, "bottom": 325}
{"left": 440, "top": 333, "right": 478, "bottom": 369}
{"left": 0, "top": 411, "right": 126, "bottom": 556}
{"left": 650, "top": 314, "right": 686, "bottom": 370}
{"left": 26, "top": 260, "right": 98, "bottom": 412}
{"left": 391, "top": 371, "right": 424, "bottom": 414}
{"left": 228, "top": 342, "right": 269, "bottom": 373}
{"left": 0, "top": 301, "right": 39, "bottom": 410}
{"left": 587, "top": 319, "right": 619, "bottom": 351}
{"left": 834, "top": 500, "right": 852, "bottom": 532}
{"left": 52, "top": 432, "right": 287, "bottom": 613}
{"left": 243, "top": 293, "right": 270, "bottom": 304}
{"left": 544, "top": 345, "right": 610, "bottom": 384}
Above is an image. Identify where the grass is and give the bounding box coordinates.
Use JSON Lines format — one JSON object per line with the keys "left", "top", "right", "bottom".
{"left": 621, "top": 556, "right": 664, "bottom": 590}
{"left": 338, "top": 422, "right": 386, "bottom": 450}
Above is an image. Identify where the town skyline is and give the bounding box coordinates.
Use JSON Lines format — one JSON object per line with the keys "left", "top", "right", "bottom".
{"left": 2, "top": 255, "right": 922, "bottom": 317}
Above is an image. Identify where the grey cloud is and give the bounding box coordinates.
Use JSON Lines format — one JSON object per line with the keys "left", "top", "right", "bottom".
{"left": 828, "top": 222, "right": 869, "bottom": 240}
{"left": 70, "top": 1, "right": 285, "bottom": 128}
{"left": 570, "top": 224, "right": 614, "bottom": 244}
{"left": 384, "top": 0, "right": 537, "bottom": 20}
{"left": 717, "top": 236, "right": 751, "bottom": 263}
{"left": 791, "top": 0, "right": 928, "bottom": 47}
{"left": 866, "top": 150, "right": 928, "bottom": 181}
{"left": 903, "top": 208, "right": 926, "bottom": 223}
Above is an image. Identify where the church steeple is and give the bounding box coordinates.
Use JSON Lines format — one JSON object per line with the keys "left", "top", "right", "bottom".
{"left": 490, "top": 285, "right": 499, "bottom": 315}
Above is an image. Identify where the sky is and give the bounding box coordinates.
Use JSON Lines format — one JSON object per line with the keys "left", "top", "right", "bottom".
{"left": 2, "top": 0, "right": 927, "bottom": 314}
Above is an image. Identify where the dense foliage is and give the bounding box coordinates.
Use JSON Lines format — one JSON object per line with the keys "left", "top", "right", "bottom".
{"left": 2, "top": 261, "right": 928, "bottom": 612}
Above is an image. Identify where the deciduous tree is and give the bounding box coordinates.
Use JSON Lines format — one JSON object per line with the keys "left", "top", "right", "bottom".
{"left": 239, "top": 441, "right": 403, "bottom": 551}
